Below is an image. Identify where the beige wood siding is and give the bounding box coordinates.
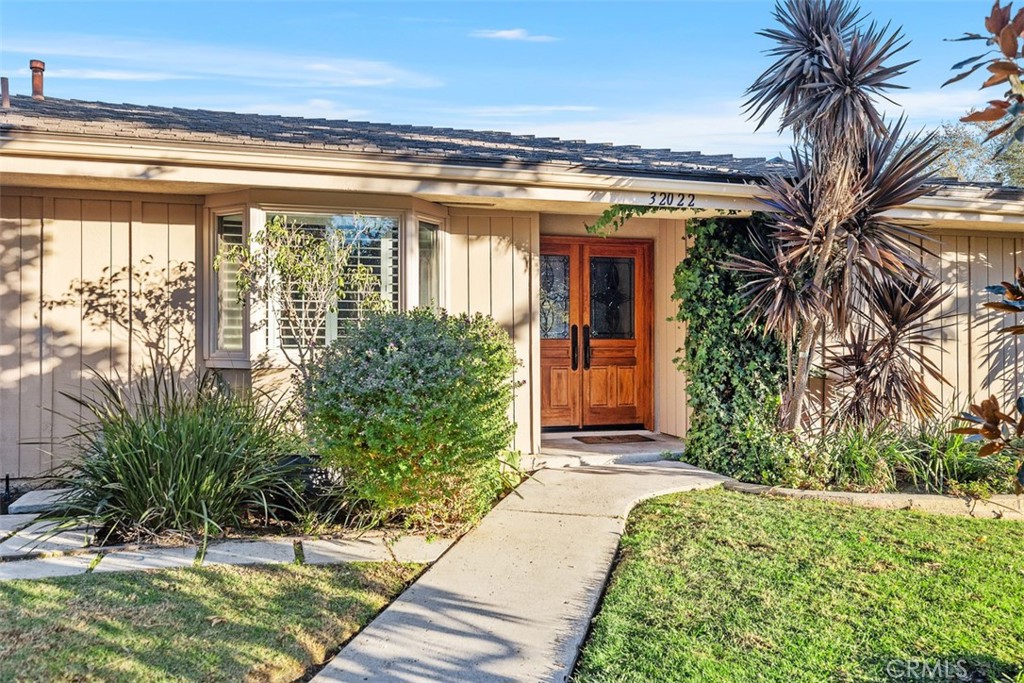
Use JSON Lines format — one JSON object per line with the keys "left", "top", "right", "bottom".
{"left": 2, "top": 189, "right": 1020, "bottom": 476}
{"left": 447, "top": 210, "right": 540, "bottom": 457}
{"left": 928, "top": 231, "right": 1023, "bottom": 409}
{"left": 0, "top": 191, "right": 199, "bottom": 478}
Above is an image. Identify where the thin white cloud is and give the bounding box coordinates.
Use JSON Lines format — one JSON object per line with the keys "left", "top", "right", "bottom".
{"left": 3, "top": 33, "right": 441, "bottom": 89}
{"left": 237, "top": 98, "right": 370, "bottom": 120}
{"left": 470, "top": 28, "right": 558, "bottom": 43}
{"left": 45, "top": 68, "right": 194, "bottom": 82}
{"left": 489, "top": 105, "right": 789, "bottom": 158}
{"left": 881, "top": 88, "right": 981, "bottom": 123}
{"left": 460, "top": 105, "right": 598, "bottom": 117}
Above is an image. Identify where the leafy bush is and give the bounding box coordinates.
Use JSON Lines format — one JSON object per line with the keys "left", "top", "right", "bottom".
{"left": 304, "top": 308, "right": 520, "bottom": 531}
{"left": 55, "top": 369, "right": 303, "bottom": 544}
{"left": 673, "top": 215, "right": 787, "bottom": 482}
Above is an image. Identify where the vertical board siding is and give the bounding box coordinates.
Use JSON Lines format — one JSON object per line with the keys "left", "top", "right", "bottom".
{"left": 654, "top": 219, "right": 689, "bottom": 437}
{"left": 2, "top": 191, "right": 1020, "bottom": 473}
{"left": 448, "top": 212, "right": 538, "bottom": 456}
{"left": 18, "top": 196, "right": 44, "bottom": 476}
{"left": 0, "top": 193, "right": 198, "bottom": 478}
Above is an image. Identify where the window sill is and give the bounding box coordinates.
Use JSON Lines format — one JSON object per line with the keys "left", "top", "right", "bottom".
{"left": 204, "top": 356, "right": 252, "bottom": 370}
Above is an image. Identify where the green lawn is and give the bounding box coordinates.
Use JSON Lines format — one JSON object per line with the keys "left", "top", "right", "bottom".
{"left": 0, "top": 562, "right": 421, "bottom": 683}
{"left": 574, "top": 489, "right": 1024, "bottom": 683}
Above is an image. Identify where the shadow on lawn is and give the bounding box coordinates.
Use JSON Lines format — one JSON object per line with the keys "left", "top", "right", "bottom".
{"left": 314, "top": 581, "right": 533, "bottom": 683}
{"left": 0, "top": 564, "right": 412, "bottom": 683}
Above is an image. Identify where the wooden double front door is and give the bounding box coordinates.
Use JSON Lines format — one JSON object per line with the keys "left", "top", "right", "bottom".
{"left": 540, "top": 237, "right": 653, "bottom": 430}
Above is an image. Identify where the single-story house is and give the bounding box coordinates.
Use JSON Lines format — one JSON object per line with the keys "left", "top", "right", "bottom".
{"left": 1, "top": 68, "right": 1023, "bottom": 479}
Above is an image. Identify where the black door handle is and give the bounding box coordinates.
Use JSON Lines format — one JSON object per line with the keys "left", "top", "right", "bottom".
{"left": 582, "top": 324, "right": 591, "bottom": 370}
{"left": 570, "top": 325, "right": 579, "bottom": 371}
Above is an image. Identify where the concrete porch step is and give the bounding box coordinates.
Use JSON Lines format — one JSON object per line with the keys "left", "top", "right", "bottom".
{"left": 9, "top": 488, "right": 72, "bottom": 515}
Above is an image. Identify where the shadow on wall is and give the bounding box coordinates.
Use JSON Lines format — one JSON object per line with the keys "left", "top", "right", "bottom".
{"left": 0, "top": 213, "right": 197, "bottom": 477}
{"left": 43, "top": 256, "right": 196, "bottom": 375}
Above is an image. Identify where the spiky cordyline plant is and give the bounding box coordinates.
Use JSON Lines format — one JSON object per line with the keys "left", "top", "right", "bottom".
{"left": 825, "top": 274, "right": 949, "bottom": 428}
{"left": 739, "top": 0, "right": 941, "bottom": 431}
{"left": 728, "top": 116, "right": 943, "bottom": 423}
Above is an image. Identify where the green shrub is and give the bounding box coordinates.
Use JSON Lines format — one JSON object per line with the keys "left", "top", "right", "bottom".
{"left": 774, "top": 417, "right": 1017, "bottom": 495}
{"left": 304, "top": 308, "right": 519, "bottom": 531}
{"left": 673, "top": 215, "right": 788, "bottom": 481}
{"left": 55, "top": 369, "right": 303, "bottom": 544}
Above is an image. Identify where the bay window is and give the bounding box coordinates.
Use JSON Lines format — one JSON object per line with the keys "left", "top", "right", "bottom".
{"left": 207, "top": 204, "right": 442, "bottom": 366}
{"left": 265, "top": 212, "right": 400, "bottom": 349}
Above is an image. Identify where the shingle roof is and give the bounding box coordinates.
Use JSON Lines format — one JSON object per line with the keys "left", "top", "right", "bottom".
{"left": 0, "top": 95, "right": 789, "bottom": 182}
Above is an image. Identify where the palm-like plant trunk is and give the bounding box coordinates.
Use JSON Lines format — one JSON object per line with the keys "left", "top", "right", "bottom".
{"left": 784, "top": 139, "right": 856, "bottom": 431}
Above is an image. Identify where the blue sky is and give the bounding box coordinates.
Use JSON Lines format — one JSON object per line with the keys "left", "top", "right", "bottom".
{"left": 0, "top": 0, "right": 992, "bottom": 158}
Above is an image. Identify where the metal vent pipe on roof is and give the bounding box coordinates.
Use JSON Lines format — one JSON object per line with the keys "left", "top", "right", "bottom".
{"left": 30, "top": 60, "right": 45, "bottom": 100}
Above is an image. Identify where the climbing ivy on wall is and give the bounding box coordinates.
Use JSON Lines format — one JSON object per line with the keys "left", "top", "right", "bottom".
{"left": 673, "top": 215, "right": 788, "bottom": 482}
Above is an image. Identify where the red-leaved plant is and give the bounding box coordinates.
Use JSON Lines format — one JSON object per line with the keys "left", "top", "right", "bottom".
{"left": 944, "top": 1, "right": 1024, "bottom": 155}
{"left": 953, "top": 266, "right": 1024, "bottom": 493}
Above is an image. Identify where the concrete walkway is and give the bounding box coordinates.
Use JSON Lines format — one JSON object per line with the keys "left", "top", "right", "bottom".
{"left": 314, "top": 460, "right": 728, "bottom": 683}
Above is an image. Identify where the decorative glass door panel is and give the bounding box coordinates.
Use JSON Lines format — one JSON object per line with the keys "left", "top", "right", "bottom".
{"left": 540, "top": 237, "right": 653, "bottom": 430}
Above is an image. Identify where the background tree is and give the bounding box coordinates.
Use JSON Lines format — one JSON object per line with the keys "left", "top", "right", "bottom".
{"left": 934, "top": 121, "right": 1024, "bottom": 184}
{"left": 738, "top": 0, "right": 943, "bottom": 431}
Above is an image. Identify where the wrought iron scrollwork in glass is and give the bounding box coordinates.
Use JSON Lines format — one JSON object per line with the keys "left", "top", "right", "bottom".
{"left": 540, "top": 255, "right": 570, "bottom": 339}
{"left": 589, "top": 257, "right": 634, "bottom": 339}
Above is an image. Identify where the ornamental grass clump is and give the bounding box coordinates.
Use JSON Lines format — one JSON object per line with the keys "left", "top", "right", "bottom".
{"left": 54, "top": 368, "right": 303, "bottom": 545}
{"left": 304, "top": 308, "right": 520, "bottom": 531}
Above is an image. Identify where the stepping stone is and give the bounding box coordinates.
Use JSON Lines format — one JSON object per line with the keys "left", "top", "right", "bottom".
{"left": 0, "top": 514, "right": 40, "bottom": 537}
{"left": 302, "top": 535, "right": 454, "bottom": 565}
{"left": 199, "top": 539, "right": 296, "bottom": 566}
{"left": 0, "top": 554, "right": 96, "bottom": 581}
{"left": 94, "top": 547, "right": 198, "bottom": 573}
{"left": 389, "top": 536, "right": 454, "bottom": 563}
{"left": 8, "top": 488, "right": 72, "bottom": 515}
{"left": 302, "top": 538, "right": 390, "bottom": 564}
{"left": 0, "top": 521, "right": 91, "bottom": 559}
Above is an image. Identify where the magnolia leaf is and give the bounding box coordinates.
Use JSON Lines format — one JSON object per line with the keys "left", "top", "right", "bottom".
{"left": 943, "top": 61, "right": 989, "bottom": 86}
{"left": 1017, "top": 396, "right": 1024, "bottom": 416}
{"left": 962, "top": 106, "right": 1009, "bottom": 122}
{"left": 985, "top": 284, "right": 1009, "bottom": 295}
{"left": 984, "top": 301, "right": 1024, "bottom": 312}
{"left": 945, "top": 33, "right": 988, "bottom": 42}
{"left": 959, "top": 412, "right": 986, "bottom": 424}
{"left": 988, "top": 60, "right": 1023, "bottom": 75}
{"left": 978, "top": 441, "right": 1005, "bottom": 457}
{"left": 987, "top": 2, "right": 1012, "bottom": 35}
{"left": 998, "top": 24, "right": 1019, "bottom": 58}
{"left": 982, "top": 71, "right": 1011, "bottom": 88}
{"left": 950, "top": 427, "right": 982, "bottom": 435}
{"left": 983, "top": 119, "right": 1017, "bottom": 141}
{"left": 951, "top": 53, "right": 990, "bottom": 70}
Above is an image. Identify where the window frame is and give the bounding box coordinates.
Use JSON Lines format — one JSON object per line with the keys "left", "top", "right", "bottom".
{"left": 204, "top": 200, "right": 448, "bottom": 370}
{"left": 204, "top": 205, "right": 251, "bottom": 369}
{"left": 413, "top": 214, "right": 446, "bottom": 310}
{"left": 248, "top": 204, "right": 408, "bottom": 367}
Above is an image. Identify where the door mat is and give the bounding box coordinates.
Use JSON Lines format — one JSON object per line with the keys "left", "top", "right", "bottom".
{"left": 573, "top": 434, "right": 655, "bottom": 445}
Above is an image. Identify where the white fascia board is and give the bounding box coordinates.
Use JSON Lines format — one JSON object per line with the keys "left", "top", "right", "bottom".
{"left": 2, "top": 131, "right": 1022, "bottom": 225}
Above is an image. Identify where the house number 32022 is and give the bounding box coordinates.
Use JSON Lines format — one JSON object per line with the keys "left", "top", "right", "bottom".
{"left": 649, "top": 192, "right": 697, "bottom": 207}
